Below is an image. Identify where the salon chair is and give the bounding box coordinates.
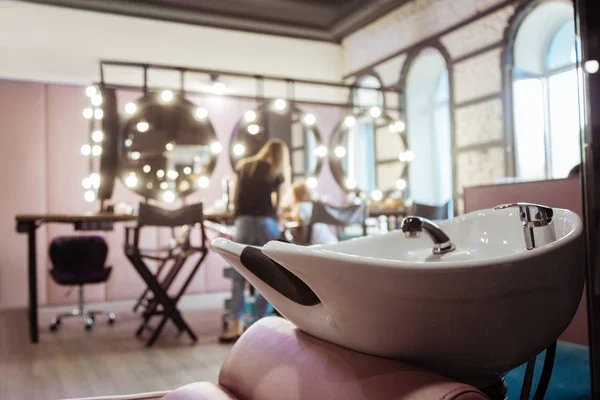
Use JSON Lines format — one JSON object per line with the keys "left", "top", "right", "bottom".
{"left": 303, "top": 201, "right": 368, "bottom": 244}
{"left": 67, "top": 317, "right": 486, "bottom": 400}
{"left": 48, "top": 236, "right": 115, "bottom": 331}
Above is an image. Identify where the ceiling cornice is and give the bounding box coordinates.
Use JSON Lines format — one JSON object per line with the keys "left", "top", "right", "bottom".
{"left": 18, "top": 0, "right": 413, "bottom": 43}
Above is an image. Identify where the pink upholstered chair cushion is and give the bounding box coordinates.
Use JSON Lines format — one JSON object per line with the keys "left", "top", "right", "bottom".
{"left": 163, "top": 382, "right": 237, "bottom": 400}
{"left": 219, "top": 317, "right": 488, "bottom": 400}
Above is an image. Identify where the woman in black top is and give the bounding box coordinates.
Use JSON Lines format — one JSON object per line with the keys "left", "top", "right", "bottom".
{"left": 219, "top": 139, "right": 290, "bottom": 342}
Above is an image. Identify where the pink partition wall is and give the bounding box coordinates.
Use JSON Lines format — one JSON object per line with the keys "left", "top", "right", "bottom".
{"left": 463, "top": 178, "right": 588, "bottom": 345}
{"left": 0, "top": 79, "right": 345, "bottom": 308}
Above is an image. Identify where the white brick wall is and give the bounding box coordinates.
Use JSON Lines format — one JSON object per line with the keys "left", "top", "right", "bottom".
{"left": 453, "top": 48, "right": 503, "bottom": 103}
{"left": 456, "top": 146, "right": 506, "bottom": 192}
{"left": 441, "top": 4, "right": 517, "bottom": 59}
{"left": 342, "top": 0, "right": 507, "bottom": 74}
{"left": 455, "top": 98, "right": 504, "bottom": 148}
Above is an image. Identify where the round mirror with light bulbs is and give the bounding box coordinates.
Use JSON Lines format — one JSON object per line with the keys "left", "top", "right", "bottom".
{"left": 328, "top": 109, "right": 412, "bottom": 197}
{"left": 229, "top": 101, "right": 325, "bottom": 187}
{"left": 119, "top": 92, "right": 221, "bottom": 203}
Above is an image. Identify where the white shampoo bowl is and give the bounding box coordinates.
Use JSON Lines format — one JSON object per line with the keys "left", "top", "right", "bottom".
{"left": 212, "top": 207, "right": 585, "bottom": 385}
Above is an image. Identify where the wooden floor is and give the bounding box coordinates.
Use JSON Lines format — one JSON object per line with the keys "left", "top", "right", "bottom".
{"left": 0, "top": 293, "right": 233, "bottom": 400}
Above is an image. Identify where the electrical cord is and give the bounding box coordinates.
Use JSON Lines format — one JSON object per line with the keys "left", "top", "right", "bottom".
{"left": 519, "top": 341, "right": 557, "bottom": 400}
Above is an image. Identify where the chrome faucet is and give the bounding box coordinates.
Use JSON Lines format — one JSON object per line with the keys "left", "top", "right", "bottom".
{"left": 493, "top": 203, "right": 556, "bottom": 250}
{"left": 400, "top": 216, "right": 455, "bottom": 254}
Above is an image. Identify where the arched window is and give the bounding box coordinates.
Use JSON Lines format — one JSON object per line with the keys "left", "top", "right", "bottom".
{"left": 511, "top": 1, "right": 579, "bottom": 180}
{"left": 345, "top": 75, "right": 384, "bottom": 192}
{"left": 405, "top": 48, "right": 453, "bottom": 208}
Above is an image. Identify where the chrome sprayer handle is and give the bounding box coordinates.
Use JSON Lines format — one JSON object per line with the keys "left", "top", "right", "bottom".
{"left": 493, "top": 203, "right": 555, "bottom": 249}
{"left": 400, "top": 216, "right": 455, "bottom": 255}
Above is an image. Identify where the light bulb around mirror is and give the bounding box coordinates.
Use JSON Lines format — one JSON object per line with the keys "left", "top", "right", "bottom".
{"left": 125, "top": 102, "right": 137, "bottom": 115}
{"left": 165, "top": 142, "right": 174, "bottom": 151}
{"left": 92, "top": 145, "right": 102, "bottom": 156}
{"left": 84, "top": 190, "right": 96, "bottom": 202}
{"left": 197, "top": 176, "right": 210, "bottom": 188}
{"left": 94, "top": 109, "right": 104, "bottom": 120}
{"left": 143, "top": 165, "right": 151, "bottom": 173}
{"left": 146, "top": 182, "right": 153, "bottom": 189}
{"left": 85, "top": 86, "right": 97, "bottom": 98}
{"left": 244, "top": 110, "right": 256, "bottom": 123}
{"left": 160, "top": 90, "right": 174, "bottom": 103}
{"left": 92, "top": 130, "right": 103, "bottom": 143}
{"left": 167, "top": 170, "right": 179, "bottom": 180}
{"left": 163, "top": 190, "right": 175, "bottom": 203}
{"left": 195, "top": 107, "right": 208, "bottom": 120}
{"left": 82, "top": 177, "right": 92, "bottom": 189}
{"left": 136, "top": 121, "right": 149, "bottom": 132}
{"left": 370, "top": 107, "right": 382, "bottom": 118}
{"left": 585, "top": 60, "right": 600, "bottom": 74}
{"left": 345, "top": 177, "right": 357, "bottom": 189}
{"left": 212, "top": 81, "right": 227, "bottom": 95}
{"left": 130, "top": 151, "right": 141, "bottom": 160}
{"left": 306, "top": 177, "right": 318, "bottom": 189}
{"left": 399, "top": 150, "right": 415, "bottom": 163}
{"left": 83, "top": 108, "right": 93, "bottom": 119}
{"left": 91, "top": 94, "right": 102, "bottom": 106}
{"left": 274, "top": 99, "right": 287, "bottom": 111}
{"left": 183, "top": 167, "right": 192, "bottom": 175}
{"left": 247, "top": 124, "right": 260, "bottom": 135}
{"left": 156, "top": 169, "right": 165, "bottom": 178}
{"left": 125, "top": 173, "right": 138, "bottom": 188}
{"left": 395, "top": 179, "right": 407, "bottom": 191}
{"left": 334, "top": 146, "right": 347, "bottom": 158}
{"left": 81, "top": 144, "right": 91, "bottom": 156}
{"left": 90, "top": 173, "right": 100, "bottom": 189}
{"left": 314, "top": 145, "right": 328, "bottom": 157}
{"left": 210, "top": 141, "right": 223, "bottom": 154}
{"left": 371, "top": 189, "right": 383, "bottom": 201}
{"left": 394, "top": 120, "right": 406, "bottom": 132}
{"left": 303, "top": 113, "right": 316, "bottom": 126}
{"left": 344, "top": 116, "right": 356, "bottom": 128}
{"left": 160, "top": 182, "right": 169, "bottom": 190}
{"left": 233, "top": 143, "right": 245, "bottom": 156}
{"left": 124, "top": 138, "right": 133, "bottom": 147}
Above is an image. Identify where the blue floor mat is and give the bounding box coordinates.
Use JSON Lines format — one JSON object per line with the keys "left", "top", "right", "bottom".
{"left": 504, "top": 341, "right": 591, "bottom": 399}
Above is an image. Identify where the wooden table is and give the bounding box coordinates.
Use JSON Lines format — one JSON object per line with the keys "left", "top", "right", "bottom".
{"left": 15, "top": 213, "right": 138, "bottom": 343}
{"left": 15, "top": 210, "right": 236, "bottom": 344}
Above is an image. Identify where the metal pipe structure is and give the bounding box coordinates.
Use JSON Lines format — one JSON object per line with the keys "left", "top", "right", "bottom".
{"left": 99, "top": 59, "right": 401, "bottom": 93}
{"left": 93, "top": 82, "right": 402, "bottom": 112}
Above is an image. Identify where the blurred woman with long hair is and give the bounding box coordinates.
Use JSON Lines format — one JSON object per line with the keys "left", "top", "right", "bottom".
{"left": 219, "top": 138, "right": 291, "bottom": 342}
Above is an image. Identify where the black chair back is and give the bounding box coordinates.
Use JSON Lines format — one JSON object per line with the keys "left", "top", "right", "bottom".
{"left": 49, "top": 236, "right": 108, "bottom": 276}
{"left": 137, "top": 202, "right": 204, "bottom": 227}
{"left": 411, "top": 201, "right": 450, "bottom": 221}
{"left": 133, "top": 202, "right": 206, "bottom": 251}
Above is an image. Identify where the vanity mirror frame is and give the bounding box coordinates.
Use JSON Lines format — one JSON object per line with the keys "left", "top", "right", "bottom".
{"left": 118, "top": 92, "right": 221, "bottom": 202}
{"left": 228, "top": 101, "right": 326, "bottom": 184}
{"left": 328, "top": 109, "right": 411, "bottom": 196}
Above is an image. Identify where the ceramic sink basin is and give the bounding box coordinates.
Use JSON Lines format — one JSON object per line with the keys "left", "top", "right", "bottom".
{"left": 212, "top": 206, "right": 585, "bottom": 385}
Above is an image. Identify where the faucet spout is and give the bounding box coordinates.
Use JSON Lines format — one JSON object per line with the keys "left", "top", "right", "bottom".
{"left": 401, "top": 216, "right": 455, "bottom": 254}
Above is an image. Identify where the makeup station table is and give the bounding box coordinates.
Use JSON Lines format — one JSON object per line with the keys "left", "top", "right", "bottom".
{"left": 15, "top": 211, "right": 233, "bottom": 344}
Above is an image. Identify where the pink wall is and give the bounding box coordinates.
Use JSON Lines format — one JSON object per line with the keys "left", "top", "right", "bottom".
{"left": 0, "top": 79, "right": 344, "bottom": 309}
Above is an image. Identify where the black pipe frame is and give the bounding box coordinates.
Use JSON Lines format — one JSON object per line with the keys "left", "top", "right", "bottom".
{"left": 98, "top": 60, "right": 402, "bottom": 111}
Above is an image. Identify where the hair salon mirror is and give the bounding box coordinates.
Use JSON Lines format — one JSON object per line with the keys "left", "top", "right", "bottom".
{"left": 229, "top": 101, "right": 325, "bottom": 186}
{"left": 329, "top": 74, "right": 410, "bottom": 201}
{"left": 119, "top": 92, "right": 221, "bottom": 203}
